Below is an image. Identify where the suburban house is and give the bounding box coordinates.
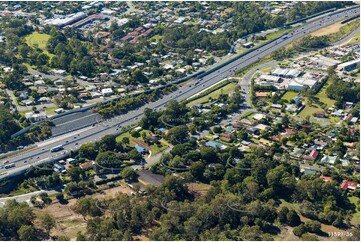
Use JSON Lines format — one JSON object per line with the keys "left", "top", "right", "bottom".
{"left": 320, "top": 176, "right": 333, "bottom": 182}
{"left": 320, "top": 155, "right": 338, "bottom": 165}
{"left": 340, "top": 180, "right": 359, "bottom": 190}
{"left": 79, "top": 161, "right": 96, "bottom": 170}
{"left": 304, "top": 150, "right": 319, "bottom": 161}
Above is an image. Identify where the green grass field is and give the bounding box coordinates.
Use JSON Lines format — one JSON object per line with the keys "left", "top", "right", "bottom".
{"left": 298, "top": 103, "right": 321, "bottom": 118}
{"left": 316, "top": 82, "right": 336, "bottom": 108}
{"left": 25, "top": 32, "right": 51, "bottom": 49}
{"left": 45, "top": 106, "right": 59, "bottom": 115}
{"left": 25, "top": 32, "right": 54, "bottom": 59}
{"left": 186, "top": 82, "right": 237, "bottom": 107}
{"left": 281, "top": 91, "right": 298, "bottom": 102}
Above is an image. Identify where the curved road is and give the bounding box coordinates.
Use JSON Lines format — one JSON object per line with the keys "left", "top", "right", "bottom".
{"left": 0, "top": 6, "right": 359, "bottom": 180}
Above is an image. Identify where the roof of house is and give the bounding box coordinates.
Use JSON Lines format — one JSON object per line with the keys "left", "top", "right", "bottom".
{"left": 255, "top": 92, "right": 269, "bottom": 97}
{"left": 304, "top": 150, "right": 319, "bottom": 160}
{"left": 340, "top": 180, "right": 358, "bottom": 190}
{"left": 79, "top": 161, "right": 95, "bottom": 170}
{"left": 320, "top": 176, "right": 333, "bottom": 182}
{"left": 137, "top": 170, "right": 165, "bottom": 187}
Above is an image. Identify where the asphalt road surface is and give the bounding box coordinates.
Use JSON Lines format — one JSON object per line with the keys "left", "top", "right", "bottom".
{"left": 0, "top": 6, "right": 359, "bottom": 180}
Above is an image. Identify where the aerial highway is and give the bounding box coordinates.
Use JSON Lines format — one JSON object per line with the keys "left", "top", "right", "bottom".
{"left": 0, "top": 6, "right": 359, "bottom": 180}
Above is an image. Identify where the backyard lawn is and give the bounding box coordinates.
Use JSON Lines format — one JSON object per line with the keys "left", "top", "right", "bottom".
{"left": 298, "top": 103, "right": 321, "bottom": 118}
{"left": 281, "top": 91, "right": 298, "bottom": 102}
{"left": 116, "top": 130, "right": 169, "bottom": 157}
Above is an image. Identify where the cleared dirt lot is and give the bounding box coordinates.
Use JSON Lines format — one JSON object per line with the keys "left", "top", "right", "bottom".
{"left": 33, "top": 184, "right": 134, "bottom": 240}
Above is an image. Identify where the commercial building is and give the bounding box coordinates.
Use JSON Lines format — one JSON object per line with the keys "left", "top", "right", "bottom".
{"left": 101, "top": 88, "right": 113, "bottom": 96}
{"left": 272, "top": 68, "right": 301, "bottom": 78}
{"left": 259, "top": 74, "right": 281, "bottom": 83}
{"left": 310, "top": 55, "right": 341, "bottom": 68}
{"left": 288, "top": 78, "right": 317, "bottom": 91}
{"left": 44, "top": 12, "right": 87, "bottom": 27}
{"left": 337, "top": 59, "right": 360, "bottom": 72}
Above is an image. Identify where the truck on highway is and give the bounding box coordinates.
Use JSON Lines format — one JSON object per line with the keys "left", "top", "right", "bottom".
{"left": 50, "top": 145, "right": 64, "bottom": 152}
{"left": 4, "top": 163, "right": 15, "bottom": 169}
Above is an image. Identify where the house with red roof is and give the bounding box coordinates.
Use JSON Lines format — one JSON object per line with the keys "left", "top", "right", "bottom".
{"left": 313, "top": 111, "right": 326, "bottom": 118}
{"left": 79, "top": 161, "right": 95, "bottom": 170}
{"left": 320, "top": 176, "right": 332, "bottom": 182}
{"left": 340, "top": 180, "right": 358, "bottom": 190}
{"left": 304, "top": 150, "right": 319, "bottom": 161}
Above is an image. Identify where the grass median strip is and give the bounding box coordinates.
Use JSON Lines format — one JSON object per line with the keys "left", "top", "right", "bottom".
{"left": 0, "top": 145, "right": 37, "bottom": 160}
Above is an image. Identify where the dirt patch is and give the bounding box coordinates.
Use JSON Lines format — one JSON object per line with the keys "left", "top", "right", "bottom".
{"left": 311, "top": 21, "right": 346, "bottom": 37}
{"left": 92, "top": 184, "right": 133, "bottom": 198}
{"left": 188, "top": 183, "right": 212, "bottom": 197}
{"left": 274, "top": 225, "right": 300, "bottom": 241}
{"left": 33, "top": 200, "right": 86, "bottom": 240}
{"left": 134, "top": 139, "right": 151, "bottom": 149}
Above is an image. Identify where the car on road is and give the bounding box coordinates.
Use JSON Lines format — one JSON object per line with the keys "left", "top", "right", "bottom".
{"left": 75, "top": 143, "right": 78, "bottom": 145}
{"left": 3, "top": 160, "right": 10, "bottom": 164}
{"left": 24, "top": 160, "right": 27, "bottom": 163}
{"left": 17, "top": 146, "right": 24, "bottom": 150}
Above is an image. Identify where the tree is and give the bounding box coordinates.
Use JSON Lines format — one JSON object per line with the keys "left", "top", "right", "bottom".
{"left": 79, "top": 143, "right": 98, "bottom": 160}
{"left": 122, "top": 137, "right": 130, "bottom": 146}
{"left": 301, "top": 233, "right": 318, "bottom": 241}
{"left": 17, "top": 225, "right": 37, "bottom": 241}
{"left": 55, "top": 193, "right": 64, "bottom": 202}
{"left": 39, "top": 212, "right": 55, "bottom": 234}
{"left": 200, "top": 147, "right": 217, "bottom": 164}
{"left": 73, "top": 197, "right": 102, "bottom": 220}
{"left": 287, "top": 209, "right": 301, "bottom": 226}
{"left": 167, "top": 125, "right": 188, "bottom": 144}
{"left": 121, "top": 167, "right": 136, "bottom": 181}
{"left": 293, "top": 224, "right": 306, "bottom": 237}
{"left": 278, "top": 206, "right": 289, "bottom": 223}
{"left": 99, "top": 134, "right": 117, "bottom": 152}
{"left": 190, "top": 161, "right": 205, "bottom": 180}
{"left": 36, "top": 53, "right": 49, "bottom": 66}
{"left": 132, "top": 69, "right": 148, "bottom": 83}
{"left": 163, "top": 175, "right": 189, "bottom": 199}
{"left": 304, "top": 220, "right": 321, "bottom": 233}
{"left": 68, "top": 166, "right": 83, "bottom": 181}
{"left": 95, "top": 151, "right": 118, "bottom": 165}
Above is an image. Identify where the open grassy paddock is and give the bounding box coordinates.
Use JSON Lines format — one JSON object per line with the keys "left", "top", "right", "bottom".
{"left": 25, "top": 32, "right": 51, "bottom": 49}
{"left": 316, "top": 81, "right": 336, "bottom": 108}
{"left": 186, "top": 82, "right": 238, "bottom": 107}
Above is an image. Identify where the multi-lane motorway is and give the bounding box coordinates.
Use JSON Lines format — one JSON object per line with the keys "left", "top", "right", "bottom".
{"left": 0, "top": 6, "right": 359, "bottom": 180}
